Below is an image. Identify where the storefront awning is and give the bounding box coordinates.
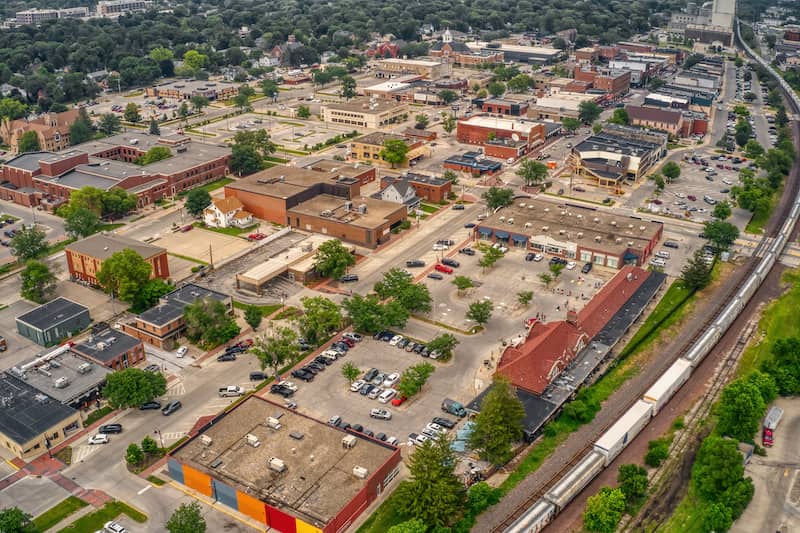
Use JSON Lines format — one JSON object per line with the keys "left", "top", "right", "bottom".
{"left": 477, "top": 227, "right": 492, "bottom": 235}
{"left": 494, "top": 230, "right": 509, "bottom": 239}
{"left": 623, "top": 251, "right": 638, "bottom": 261}
{"left": 512, "top": 234, "right": 528, "bottom": 243}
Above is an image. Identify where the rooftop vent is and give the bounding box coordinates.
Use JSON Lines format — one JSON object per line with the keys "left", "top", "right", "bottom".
{"left": 615, "top": 238, "right": 623, "bottom": 244}
{"left": 268, "top": 457, "right": 286, "bottom": 473}
{"left": 246, "top": 434, "right": 261, "bottom": 448}
{"left": 559, "top": 229, "right": 565, "bottom": 235}
{"left": 342, "top": 435, "right": 357, "bottom": 449}
{"left": 595, "top": 235, "right": 602, "bottom": 242}
{"left": 320, "top": 210, "right": 333, "bottom": 218}
{"left": 519, "top": 203, "right": 526, "bottom": 208}
{"left": 577, "top": 232, "right": 584, "bottom": 238}
{"left": 524, "top": 222, "right": 532, "bottom": 228}
{"left": 639, "top": 225, "right": 646, "bottom": 231}
{"left": 507, "top": 218, "right": 514, "bottom": 225}
{"left": 53, "top": 376, "right": 69, "bottom": 389}
{"left": 290, "top": 431, "right": 304, "bottom": 440}
{"left": 499, "top": 216, "right": 505, "bottom": 222}
{"left": 358, "top": 204, "right": 368, "bottom": 214}
{"left": 200, "top": 435, "right": 213, "bottom": 446}
{"left": 34, "top": 393, "right": 49, "bottom": 404}
{"left": 353, "top": 466, "right": 369, "bottom": 479}
{"left": 628, "top": 241, "right": 634, "bottom": 246}
{"left": 542, "top": 226, "right": 549, "bottom": 231}
{"left": 593, "top": 217, "right": 600, "bottom": 223}
{"left": 267, "top": 417, "right": 282, "bottom": 430}
{"left": 611, "top": 220, "right": 617, "bottom": 226}
{"left": 77, "top": 363, "right": 92, "bottom": 374}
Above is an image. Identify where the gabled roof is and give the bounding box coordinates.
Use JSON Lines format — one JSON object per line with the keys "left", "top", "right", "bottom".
{"left": 211, "top": 196, "right": 244, "bottom": 213}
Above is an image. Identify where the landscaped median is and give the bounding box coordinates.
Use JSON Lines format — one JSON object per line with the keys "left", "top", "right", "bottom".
{"left": 32, "top": 496, "right": 87, "bottom": 532}
{"left": 56, "top": 501, "right": 146, "bottom": 533}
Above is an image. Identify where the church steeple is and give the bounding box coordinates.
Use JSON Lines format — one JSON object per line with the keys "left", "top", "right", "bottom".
{"left": 443, "top": 28, "right": 453, "bottom": 43}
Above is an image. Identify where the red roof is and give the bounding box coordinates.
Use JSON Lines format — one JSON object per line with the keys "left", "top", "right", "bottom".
{"left": 496, "top": 266, "right": 649, "bottom": 395}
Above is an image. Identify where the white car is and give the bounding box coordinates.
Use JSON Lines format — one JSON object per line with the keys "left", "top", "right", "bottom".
{"left": 88, "top": 434, "right": 110, "bottom": 445}
{"left": 350, "top": 380, "right": 366, "bottom": 392}
{"left": 368, "top": 387, "right": 383, "bottom": 400}
{"left": 176, "top": 346, "right": 188, "bottom": 358}
{"left": 370, "top": 408, "right": 392, "bottom": 420}
{"left": 388, "top": 335, "right": 403, "bottom": 346}
{"left": 383, "top": 372, "right": 400, "bottom": 387}
{"left": 533, "top": 253, "right": 544, "bottom": 262}
{"left": 432, "top": 243, "right": 447, "bottom": 251}
{"left": 674, "top": 192, "right": 685, "bottom": 198}
{"left": 498, "top": 245, "right": 508, "bottom": 253}
{"left": 722, "top": 178, "right": 733, "bottom": 185}
{"left": 104, "top": 521, "right": 127, "bottom": 533}
{"left": 425, "top": 422, "right": 447, "bottom": 434}
{"left": 278, "top": 381, "right": 298, "bottom": 392}
{"left": 566, "top": 261, "right": 576, "bottom": 270}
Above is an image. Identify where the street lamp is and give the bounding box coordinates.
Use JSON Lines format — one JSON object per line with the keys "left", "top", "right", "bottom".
{"left": 154, "top": 428, "right": 164, "bottom": 449}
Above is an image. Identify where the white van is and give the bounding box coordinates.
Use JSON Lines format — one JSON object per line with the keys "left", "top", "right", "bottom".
{"left": 378, "top": 389, "right": 397, "bottom": 404}
{"left": 650, "top": 258, "right": 667, "bottom": 267}
{"left": 655, "top": 251, "right": 670, "bottom": 259}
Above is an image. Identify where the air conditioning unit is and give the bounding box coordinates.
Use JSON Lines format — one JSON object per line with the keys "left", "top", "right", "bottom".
{"left": 320, "top": 210, "right": 333, "bottom": 218}
{"left": 77, "top": 363, "right": 92, "bottom": 374}
{"left": 577, "top": 232, "right": 584, "bottom": 238}
{"left": 200, "top": 435, "right": 213, "bottom": 446}
{"left": 639, "top": 225, "right": 646, "bottom": 231}
{"left": 541, "top": 226, "right": 549, "bottom": 231}
{"left": 593, "top": 217, "right": 600, "bottom": 223}
{"left": 246, "top": 434, "right": 261, "bottom": 448}
{"left": 358, "top": 204, "right": 368, "bottom": 214}
{"left": 595, "top": 235, "right": 602, "bottom": 242}
{"left": 53, "top": 376, "right": 69, "bottom": 389}
{"left": 507, "top": 218, "right": 514, "bottom": 225}
{"left": 499, "top": 216, "right": 505, "bottom": 222}
{"left": 96, "top": 342, "right": 107, "bottom": 350}
{"left": 268, "top": 457, "right": 287, "bottom": 472}
{"left": 342, "top": 435, "right": 357, "bottom": 449}
{"left": 353, "top": 466, "right": 369, "bottom": 479}
{"left": 610, "top": 220, "right": 617, "bottom": 226}
{"left": 267, "top": 417, "right": 282, "bottom": 430}
{"left": 344, "top": 201, "right": 353, "bottom": 211}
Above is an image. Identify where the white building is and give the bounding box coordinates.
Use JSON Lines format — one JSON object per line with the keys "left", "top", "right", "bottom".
{"left": 203, "top": 197, "right": 253, "bottom": 229}
{"left": 711, "top": 0, "right": 735, "bottom": 30}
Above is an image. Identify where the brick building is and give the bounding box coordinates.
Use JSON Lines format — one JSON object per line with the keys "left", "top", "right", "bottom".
{"left": 71, "top": 327, "right": 146, "bottom": 371}
{"left": 320, "top": 99, "right": 409, "bottom": 129}
{"left": 65, "top": 233, "right": 169, "bottom": 286}
{"left": 573, "top": 67, "right": 631, "bottom": 97}
{"left": 302, "top": 159, "right": 377, "bottom": 185}
{"left": 348, "top": 132, "right": 431, "bottom": 169}
{"left": 380, "top": 172, "right": 452, "bottom": 203}
{"left": 0, "top": 110, "right": 80, "bottom": 154}
{"left": 443, "top": 152, "right": 502, "bottom": 176}
{"left": 625, "top": 105, "right": 684, "bottom": 137}
{"left": 456, "top": 115, "right": 546, "bottom": 162}
{"left": 375, "top": 58, "right": 452, "bottom": 80}
{"left": 472, "top": 98, "right": 530, "bottom": 116}
{"left": 429, "top": 30, "right": 504, "bottom": 66}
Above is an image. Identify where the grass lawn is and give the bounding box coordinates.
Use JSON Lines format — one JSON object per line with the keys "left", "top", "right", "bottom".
{"left": 745, "top": 185, "right": 781, "bottom": 234}
{"left": 737, "top": 269, "right": 800, "bottom": 376}
{"left": 47, "top": 238, "right": 77, "bottom": 256}
{"left": 657, "top": 484, "right": 709, "bottom": 533}
{"left": 279, "top": 120, "right": 306, "bottom": 127}
{"left": 168, "top": 252, "right": 207, "bottom": 265}
{"left": 146, "top": 475, "right": 166, "bottom": 486}
{"left": 33, "top": 497, "right": 88, "bottom": 532}
{"left": 232, "top": 300, "right": 283, "bottom": 316}
{"left": 57, "top": 501, "right": 146, "bottom": 533}
{"left": 194, "top": 222, "right": 259, "bottom": 237}
{"left": 54, "top": 446, "right": 72, "bottom": 466}
{"left": 193, "top": 177, "right": 234, "bottom": 194}
{"left": 0, "top": 213, "right": 19, "bottom": 221}
{"left": 97, "top": 223, "right": 125, "bottom": 232}
{"left": 276, "top": 146, "right": 309, "bottom": 155}
{"left": 264, "top": 155, "right": 290, "bottom": 164}
{"left": 273, "top": 306, "right": 302, "bottom": 320}
{"left": 83, "top": 405, "right": 113, "bottom": 427}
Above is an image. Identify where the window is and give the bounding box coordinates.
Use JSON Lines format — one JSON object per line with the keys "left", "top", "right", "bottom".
{"left": 606, "top": 256, "right": 619, "bottom": 268}
{"left": 593, "top": 253, "right": 605, "bottom": 265}
{"left": 580, "top": 250, "right": 592, "bottom": 262}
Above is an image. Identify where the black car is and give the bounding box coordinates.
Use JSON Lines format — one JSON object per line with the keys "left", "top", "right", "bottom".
{"left": 351, "top": 424, "right": 364, "bottom": 433}
{"left": 162, "top": 400, "right": 182, "bottom": 416}
{"left": 441, "top": 258, "right": 460, "bottom": 268}
{"left": 360, "top": 384, "right": 375, "bottom": 396}
{"left": 270, "top": 384, "right": 294, "bottom": 398}
{"left": 332, "top": 342, "right": 349, "bottom": 352}
{"left": 397, "top": 338, "right": 410, "bottom": 349}
{"left": 432, "top": 416, "right": 456, "bottom": 429}
{"left": 380, "top": 331, "right": 394, "bottom": 342}
{"left": 363, "top": 430, "right": 375, "bottom": 437}
{"left": 217, "top": 353, "right": 236, "bottom": 362}
{"left": 421, "top": 346, "right": 430, "bottom": 357}
{"left": 459, "top": 248, "right": 475, "bottom": 256}
{"left": 436, "top": 239, "right": 455, "bottom": 246}
{"left": 139, "top": 401, "right": 161, "bottom": 410}
{"left": 581, "top": 263, "right": 593, "bottom": 274}
{"left": 99, "top": 423, "right": 123, "bottom": 434}
{"left": 464, "top": 223, "right": 476, "bottom": 229}
{"left": 413, "top": 343, "right": 425, "bottom": 354}
{"left": 307, "top": 361, "right": 325, "bottom": 371}
{"left": 664, "top": 241, "right": 680, "bottom": 249}
{"left": 301, "top": 365, "right": 319, "bottom": 375}
{"left": 452, "top": 203, "right": 465, "bottom": 210}
{"left": 525, "top": 252, "right": 535, "bottom": 262}
{"left": 249, "top": 371, "right": 267, "bottom": 381}
{"left": 291, "top": 369, "right": 314, "bottom": 382}
{"left": 339, "top": 274, "right": 359, "bottom": 283}
{"left": 314, "top": 355, "right": 333, "bottom": 366}
{"left": 406, "top": 260, "right": 426, "bottom": 268}
{"left": 225, "top": 345, "right": 246, "bottom": 355}
{"left": 364, "top": 368, "right": 379, "bottom": 381}
{"left": 427, "top": 272, "right": 443, "bottom": 280}
{"left": 376, "top": 432, "right": 388, "bottom": 441}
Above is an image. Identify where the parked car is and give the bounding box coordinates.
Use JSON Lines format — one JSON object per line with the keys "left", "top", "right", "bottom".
{"left": 98, "top": 424, "right": 123, "bottom": 434}
{"left": 88, "top": 434, "right": 110, "bottom": 445}
{"left": 405, "top": 260, "right": 425, "bottom": 268}
{"left": 144, "top": 364, "right": 160, "bottom": 373}
{"left": 291, "top": 369, "right": 314, "bottom": 382}
{"left": 581, "top": 263, "right": 593, "bottom": 274}
{"left": 397, "top": 338, "right": 410, "bottom": 349}
{"left": 328, "top": 415, "right": 342, "bottom": 426}
{"left": 360, "top": 384, "right": 375, "bottom": 396}
{"left": 389, "top": 335, "right": 403, "bottom": 346}
{"left": 339, "top": 274, "right": 359, "bottom": 283}
{"left": 217, "top": 353, "right": 236, "bottom": 362}
{"left": 441, "top": 258, "right": 460, "bottom": 268}
{"left": 663, "top": 241, "right": 680, "bottom": 249}
{"left": 249, "top": 371, "right": 267, "bottom": 381}
{"left": 525, "top": 252, "right": 535, "bottom": 261}
{"left": 162, "top": 400, "right": 182, "bottom": 416}
{"left": 343, "top": 332, "right": 363, "bottom": 342}
{"left": 139, "top": 401, "right": 161, "bottom": 410}
{"left": 383, "top": 373, "right": 400, "bottom": 387}
{"left": 391, "top": 395, "right": 408, "bottom": 406}
{"left": 464, "top": 223, "right": 476, "bottom": 228}
{"left": 413, "top": 344, "right": 425, "bottom": 354}
{"left": 364, "top": 368, "right": 380, "bottom": 381}
{"left": 350, "top": 379, "right": 366, "bottom": 392}
{"left": 452, "top": 203, "right": 465, "bottom": 210}
{"left": 176, "top": 346, "right": 188, "bottom": 358}
{"left": 435, "top": 264, "right": 454, "bottom": 274}
{"left": 270, "top": 384, "right": 294, "bottom": 397}
{"left": 103, "top": 521, "right": 127, "bottom": 533}
{"left": 371, "top": 408, "right": 392, "bottom": 420}
{"left": 459, "top": 248, "right": 475, "bottom": 256}
{"left": 533, "top": 253, "right": 544, "bottom": 262}
{"left": 432, "top": 416, "right": 456, "bottom": 429}
{"left": 566, "top": 261, "right": 576, "bottom": 270}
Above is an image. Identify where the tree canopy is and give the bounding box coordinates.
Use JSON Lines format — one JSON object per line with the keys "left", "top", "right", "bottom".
{"left": 185, "top": 189, "right": 212, "bottom": 217}
{"left": 10, "top": 225, "right": 48, "bottom": 261}
{"left": 166, "top": 502, "right": 207, "bottom": 533}
{"left": 468, "top": 377, "right": 525, "bottom": 465}
{"left": 583, "top": 487, "right": 626, "bottom": 533}
{"left": 517, "top": 159, "right": 549, "bottom": 187}
{"left": 374, "top": 268, "right": 432, "bottom": 313}
{"left": 482, "top": 187, "right": 513, "bottom": 210}
{"left": 251, "top": 328, "right": 299, "bottom": 375}
{"left": 20, "top": 260, "right": 56, "bottom": 304}
{"left": 298, "top": 296, "right": 342, "bottom": 345}
{"left": 380, "top": 139, "right": 410, "bottom": 168}
{"left": 103, "top": 367, "right": 167, "bottom": 409}
{"left": 183, "top": 297, "right": 240, "bottom": 348}
{"left": 97, "top": 249, "right": 153, "bottom": 303}
{"left": 314, "top": 239, "right": 356, "bottom": 279}
{"left": 342, "top": 293, "right": 409, "bottom": 333}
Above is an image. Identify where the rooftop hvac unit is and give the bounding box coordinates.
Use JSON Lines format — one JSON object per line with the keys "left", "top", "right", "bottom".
{"left": 615, "top": 238, "right": 623, "bottom": 244}
{"left": 499, "top": 216, "right": 505, "bottom": 222}
{"left": 519, "top": 203, "right": 526, "bottom": 208}
{"left": 528, "top": 205, "right": 534, "bottom": 209}
{"left": 507, "top": 218, "right": 514, "bottom": 225}
{"left": 628, "top": 224, "right": 634, "bottom": 229}
{"left": 267, "top": 417, "right": 282, "bottom": 430}
{"left": 53, "top": 376, "right": 69, "bottom": 389}
{"left": 559, "top": 229, "right": 565, "bottom": 235}
{"left": 353, "top": 466, "right": 369, "bottom": 479}
{"left": 542, "top": 226, "right": 549, "bottom": 231}
{"left": 38, "top": 368, "right": 51, "bottom": 377}
{"left": 593, "top": 217, "right": 600, "bottom": 223}
{"left": 595, "top": 235, "right": 602, "bottom": 242}
{"left": 268, "top": 457, "right": 287, "bottom": 473}
{"left": 544, "top": 208, "right": 550, "bottom": 212}
{"left": 639, "top": 225, "right": 646, "bottom": 231}
{"left": 577, "top": 214, "right": 583, "bottom": 219}
{"left": 342, "top": 435, "right": 357, "bottom": 449}
{"left": 106, "top": 337, "right": 116, "bottom": 345}
{"left": 560, "top": 211, "right": 567, "bottom": 216}
{"left": 77, "top": 363, "right": 92, "bottom": 374}
{"left": 524, "top": 222, "right": 532, "bottom": 228}
{"left": 628, "top": 241, "right": 634, "bottom": 246}
{"left": 96, "top": 342, "right": 107, "bottom": 350}
{"left": 320, "top": 210, "right": 333, "bottom": 218}
{"left": 246, "top": 434, "right": 261, "bottom": 448}
{"left": 577, "top": 232, "right": 584, "bottom": 238}
{"left": 344, "top": 201, "right": 353, "bottom": 211}
{"left": 611, "top": 220, "right": 617, "bottom": 226}
{"left": 358, "top": 204, "right": 368, "bottom": 214}
{"left": 200, "top": 435, "right": 213, "bottom": 446}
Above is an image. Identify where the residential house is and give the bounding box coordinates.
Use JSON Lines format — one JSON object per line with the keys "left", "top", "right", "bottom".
{"left": 203, "top": 197, "right": 253, "bottom": 228}
{"left": 372, "top": 180, "right": 420, "bottom": 211}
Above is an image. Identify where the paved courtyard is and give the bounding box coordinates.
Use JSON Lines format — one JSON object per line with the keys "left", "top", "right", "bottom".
{"left": 153, "top": 227, "right": 251, "bottom": 265}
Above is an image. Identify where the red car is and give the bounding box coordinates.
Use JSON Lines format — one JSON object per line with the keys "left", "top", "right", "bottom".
{"left": 391, "top": 395, "right": 408, "bottom": 406}
{"left": 435, "top": 264, "right": 454, "bottom": 274}
{"left": 687, "top": 195, "right": 697, "bottom": 201}
{"left": 525, "top": 318, "right": 538, "bottom": 328}
{"left": 339, "top": 337, "right": 355, "bottom": 347}
{"left": 248, "top": 233, "right": 267, "bottom": 241}
{"left": 652, "top": 199, "right": 663, "bottom": 205}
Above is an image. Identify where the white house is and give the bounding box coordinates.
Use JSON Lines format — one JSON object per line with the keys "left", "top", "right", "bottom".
{"left": 372, "top": 181, "right": 420, "bottom": 211}
{"left": 203, "top": 197, "right": 253, "bottom": 228}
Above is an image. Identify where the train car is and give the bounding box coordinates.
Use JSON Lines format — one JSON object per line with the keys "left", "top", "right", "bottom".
{"left": 643, "top": 359, "right": 692, "bottom": 416}
{"left": 505, "top": 500, "right": 556, "bottom": 533}
{"left": 737, "top": 277, "right": 759, "bottom": 304}
{"left": 683, "top": 326, "right": 721, "bottom": 367}
{"left": 544, "top": 451, "right": 605, "bottom": 511}
{"left": 714, "top": 302, "right": 740, "bottom": 331}
{"left": 593, "top": 400, "right": 653, "bottom": 466}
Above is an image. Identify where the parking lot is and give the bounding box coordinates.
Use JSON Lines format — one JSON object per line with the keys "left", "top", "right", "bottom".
{"left": 151, "top": 226, "right": 252, "bottom": 265}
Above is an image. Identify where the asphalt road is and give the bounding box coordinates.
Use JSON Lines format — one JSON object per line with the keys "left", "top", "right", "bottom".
{"left": 0, "top": 201, "right": 66, "bottom": 262}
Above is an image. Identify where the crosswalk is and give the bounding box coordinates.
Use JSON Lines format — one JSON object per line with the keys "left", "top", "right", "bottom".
{"left": 71, "top": 444, "right": 101, "bottom": 463}
{"left": 159, "top": 431, "right": 186, "bottom": 443}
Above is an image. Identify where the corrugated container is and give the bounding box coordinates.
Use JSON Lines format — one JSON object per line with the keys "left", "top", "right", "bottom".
{"left": 544, "top": 451, "right": 605, "bottom": 511}
{"left": 506, "top": 500, "right": 555, "bottom": 533}
{"left": 594, "top": 400, "right": 653, "bottom": 466}
{"left": 764, "top": 406, "right": 783, "bottom": 430}
{"left": 643, "top": 359, "right": 692, "bottom": 415}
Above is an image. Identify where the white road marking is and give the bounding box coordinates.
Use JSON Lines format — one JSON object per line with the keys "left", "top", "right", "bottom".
{"left": 137, "top": 485, "right": 152, "bottom": 495}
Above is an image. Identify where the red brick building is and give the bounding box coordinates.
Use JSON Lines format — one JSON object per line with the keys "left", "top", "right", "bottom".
{"left": 71, "top": 328, "right": 146, "bottom": 371}
{"left": 626, "top": 105, "right": 684, "bottom": 137}
{"left": 456, "top": 115, "right": 546, "bottom": 162}
{"left": 65, "top": 233, "right": 169, "bottom": 286}
{"left": 573, "top": 67, "right": 631, "bottom": 96}
{"left": 472, "top": 98, "right": 529, "bottom": 116}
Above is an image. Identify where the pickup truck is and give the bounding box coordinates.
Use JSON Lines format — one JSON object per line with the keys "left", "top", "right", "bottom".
{"left": 218, "top": 386, "right": 245, "bottom": 397}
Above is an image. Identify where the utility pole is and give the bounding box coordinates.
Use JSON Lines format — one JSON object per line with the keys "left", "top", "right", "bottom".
{"left": 208, "top": 244, "right": 214, "bottom": 269}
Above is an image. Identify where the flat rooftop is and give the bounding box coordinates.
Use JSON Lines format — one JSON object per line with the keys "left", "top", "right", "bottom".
{"left": 66, "top": 232, "right": 165, "bottom": 261}
{"left": 383, "top": 171, "right": 449, "bottom": 187}
{"left": 237, "top": 235, "right": 334, "bottom": 286}
{"left": 150, "top": 79, "right": 239, "bottom": 92}
{"left": 323, "top": 98, "right": 406, "bottom": 114}
{"left": 138, "top": 283, "right": 228, "bottom": 327}
{"left": 288, "top": 194, "right": 403, "bottom": 229}
{"left": 352, "top": 132, "right": 404, "bottom": 147}
{"left": 0, "top": 373, "right": 78, "bottom": 446}
{"left": 532, "top": 93, "right": 598, "bottom": 111}
{"left": 9, "top": 352, "right": 111, "bottom": 405}
{"left": 303, "top": 159, "right": 371, "bottom": 180}
{"left": 378, "top": 58, "right": 443, "bottom": 67}
{"left": 172, "top": 396, "right": 397, "bottom": 526}
{"left": 3, "top": 152, "right": 53, "bottom": 172}
{"left": 459, "top": 115, "right": 543, "bottom": 135}
{"left": 16, "top": 297, "right": 88, "bottom": 331}
{"left": 71, "top": 328, "right": 143, "bottom": 365}
{"left": 575, "top": 131, "right": 662, "bottom": 157}
{"left": 227, "top": 165, "right": 356, "bottom": 199}
{"left": 467, "top": 42, "right": 561, "bottom": 57}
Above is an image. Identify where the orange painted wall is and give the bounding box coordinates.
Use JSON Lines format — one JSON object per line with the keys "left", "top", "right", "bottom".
{"left": 237, "top": 491, "right": 269, "bottom": 525}
{"left": 182, "top": 465, "right": 213, "bottom": 497}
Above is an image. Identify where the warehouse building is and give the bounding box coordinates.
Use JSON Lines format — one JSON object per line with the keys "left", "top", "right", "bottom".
{"left": 348, "top": 132, "right": 431, "bottom": 169}
{"left": 145, "top": 80, "right": 240, "bottom": 101}
{"left": 464, "top": 42, "right": 561, "bottom": 64}
{"left": 16, "top": 298, "right": 91, "bottom": 347}
{"left": 528, "top": 93, "right": 599, "bottom": 121}
{"left": 473, "top": 198, "right": 663, "bottom": 269}
{"left": 168, "top": 396, "right": 402, "bottom": 533}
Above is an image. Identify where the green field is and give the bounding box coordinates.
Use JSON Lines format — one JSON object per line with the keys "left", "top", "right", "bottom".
{"left": 33, "top": 497, "right": 88, "bottom": 532}
{"left": 57, "top": 501, "right": 146, "bottom": 533}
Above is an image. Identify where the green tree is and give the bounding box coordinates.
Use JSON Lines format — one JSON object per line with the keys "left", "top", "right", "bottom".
{"left": 149, "top": 46, "right": 174, "bottom": 62}
{"left": 744, "top": 139, "right": 764, "bottom": 159}
{"left": 703, "top": 220, "right": 739, "bottom": 250}
{"left": 20, "top": 260, "right": 56, "bottom": 303}
{"left": 251, "top": 328, "right": 299, "bottom": 376}
{"left": 583, "top": 487, "right": 626, "bottom": 533}
{"left": 592, "top": 122, "right": 603, "bottom": 134}
{"left": 104, "top": 368, "right": 167, "bottom": 409}
{"left": 442, "top": 114, "right": 456, "bottom": 135}
{"left": 425, "top": 333, "right": 459, "bottom": 361}
{"left": 69, "top": 109, "right": 94, "bottom": 145}
{"left": 380, "top": 139, "right": 410, "bottom": 168}
{"left": 125, "top": 443, "right": 144, "bottom": 465}
{"left": 506, "top": 74, "right": 532, "bottom": 93}
{"left": 184, "top": 298, "right": 240, "bottom": 348}
{"left": 443, "top": 170, "right": 458, "bottom": 185}
{"left": 721, "top": 478, "right": 754, "bottom": 520}
{"left": 183, "top": 50, "right": 209, "bottom": 71}
{"left": 734, "top": 119, "right": 752, "bottom": 147}
{"left": 517, "top": 290, "right": 533, "bottom": 307}
{"left": 549, "top": 262, "right": 565, "bottom": 279}
{"left": 262, "top": 80, "right": 279, "bottom": 99}
{"left": 517, "top": 159, "right": 549, "bottom": 187}
{"left": 776, "top": 106, "right": 788, "bottom": 127}
{"left": 166, "top": 501, "right": 206, "bottom": 533}
{"left": 313, "top": 69, "right": 334, "bottom": 87}
{"left": 717, "top": 377, "right": 767, "bottom": 441}
{"left": 148, "top": 118, "right": 160, "bottom": 135}
{"left": 189, "top": 95, "right": 209, "bottom": 115}
{"left": 467, "top": 299, "right": 493, "bottom": 326}
{"left": 131, "top": 279, "right": 173, "bottom": 313}
{"left": 123, "top": 102, "right": 141, "bottom": 123}
{"left": 661, "top": 161, "right": 681, "bottom": 181}
{"left": 468, "top": 377, "right": 525, "bottom": 465}
{"left": 452, "top": 275, "right": 475, "bottom": 295}
{"left": 396, "top": 362, "right": 435, "bottom": 398}
{"left": 97, "top": 249, "right": 153, "bottom": 303}
{"left": 233, "top": 128, "right": 277, "bottom": 158}
{"left": 713, "top": 201, "right": 732, "bottom": 220}
{"left": 387, "top": 519, "right": 427, "bottom": 533}
{"left": 645, "top": 438, "right": 670, "bottom": 467}
{"left": 98, "top": 113, "right": 122, "bottom": 135}
{"left": 62, "top": 186, "right": 105, "bottom": 215}
{"left": 17, "top": 131, "right": 40, "bottom": 153}
{"left": 609, "top": 108, "right": 629, "bottom": 125}
{"left": 102, "top": 189, "right": 137, "bottom": 220}
{"left": 703, "top": 502, "right": 733, "bottom": 533}
{"left": 0, "top": 98, "right": 27, "bottom": 120}
{"left": 395, "top": 434, "right": 463, "bottom": 526}
{"left": 296, "top": 105, "right": 311, "bottom": 119}
{"left": 178, "top": 102, "right": 190, "bottom": 120}
{"left": 63, "top": 206, "right": 101, "bottom": 238}
{"left": 579, "top": 101, "right": 602, "bottom": 124}
{"left": 538, "top": 272, "right": 553, "bottom": 287}
{"left": 141, "top": 435, "right": 159, "bottom": 455}
{"left": 438, "top": 89, "right": 458, "bottom": 104}
{"left": 482, "top": 186, "right": 513, "bottom": 210}
{"left": 342, "top": 294, "right": 409, "bottom": 333}
{"left": 298, "top": 296, "right": 342, "bottom": 345}
{"left": 618, "top": 464, "right": 649, "bottom": 509}
{"left": 314, "top": 239, "right": 355, "bottom": 279}
{"left": 652, "top": 174, "right": 666, "bottom": 191}
{"left": 340, "top": 75, "right": 357, "bottom": 100}
{"left": 0, "top": 507, "right": 32, "bottom": 533}
{"left": 244, "top": 304, "right": 263, "bottom": 331}
{"left": 414, "top": 113, "right": 429, "bottom": 130}
{"left": 374, "top": 268, "right": 432, "bottom": 313}
{"left": 478, "top": 246, "right": 504, "bottom": 271}
{"left": 681, "top": 250, "right": 713, "bottom": 291}
{"left": 341, "top": 361, "right": 360, "bottom": 383}
{"left": 230, "top": 143, "right": 262, "bottom": 175}
{"left": 691, "top": 435, "right": 744, "bottom": 501}
{"left": 10, "top": 225, "right": 47, "bottom": 261}
{"left": 487, "top": 81, "right": 506, "bottom": 97}
{"left": 185, "top": 188, "right": 212, "bottom": 217}
{"left": 761, "top": 337, "right": 800, "bottom": 395}
{"left": 134, "top": 146, "right": 171, "bottom": 165}
{"left": 562, "top": 117, "right": 581, "bottom": 133}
